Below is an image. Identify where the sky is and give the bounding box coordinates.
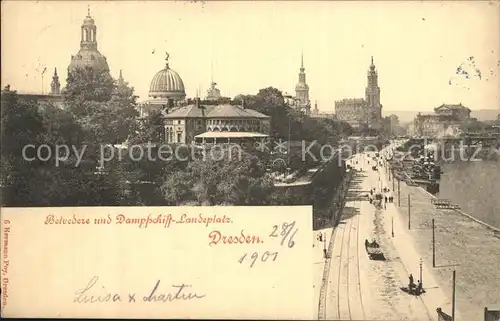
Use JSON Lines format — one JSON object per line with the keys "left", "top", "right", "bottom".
{"left": 1, "top": 1, "right": 499, "bottom": 114}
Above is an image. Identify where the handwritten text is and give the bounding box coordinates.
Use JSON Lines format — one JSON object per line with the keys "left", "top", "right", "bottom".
{"left": 73, "top": 276, "right": 205, "bottom": 304}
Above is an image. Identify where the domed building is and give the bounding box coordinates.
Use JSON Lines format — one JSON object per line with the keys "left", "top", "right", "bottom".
{"left": 139, "top": 53, "right": 186, "bottom": 117}
{"left": 68, "top": 8, "right": 109, "bottom": 73}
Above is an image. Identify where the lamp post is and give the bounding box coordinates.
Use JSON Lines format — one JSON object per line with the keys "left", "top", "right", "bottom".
{"left": 408, "top": 194, "right": 411, "bottom": 230}
{"left": 419, "top": 258, "right": 423, "bottom": 287}
{"left": 432, "top": 218, "right": 436, "bottom": 267}
{"left": 452, "top": 270, "right": 456, "bottom": 321}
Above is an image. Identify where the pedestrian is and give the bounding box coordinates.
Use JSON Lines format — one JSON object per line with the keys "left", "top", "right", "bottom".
{"left": 319, "top": 232, "right": 323, "bottom": 242}
{"left": 323, "top": 248, "right": 327, "bottom": 259}
{"left": 409, "top": 274, "right": 414, "bottom": 287}
{"left": 385, "top": 196, "right": 388, "bottom": 203}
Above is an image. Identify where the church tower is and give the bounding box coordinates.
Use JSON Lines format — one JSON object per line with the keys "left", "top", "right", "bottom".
{"left": 365, "top": 56, "right": 382, "bottom": 124}
{"left": 50, "top": 68, "right": 61, "bottom": 95}
{"left": 118, "top": 69, "right": 125, "bottom": 87}
{"left": 295, "top": 53, "right": 310, "bottom": 112}
{"left": 68, "top": 6, "right": 109, "bottom": 73}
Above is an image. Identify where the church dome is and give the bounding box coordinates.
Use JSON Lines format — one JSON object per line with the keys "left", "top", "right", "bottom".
{"left": 67, "top": 10, "right": 109, "bottom": 73}
{"left": 68, "top": 48, "right": 109, "bottom": 72}
{"left": 149, "top": 60, "right": 186, "bottom": 100}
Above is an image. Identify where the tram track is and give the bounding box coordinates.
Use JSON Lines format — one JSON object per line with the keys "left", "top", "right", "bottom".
{"left": 334, "top": 209, "right": 349, "bottom": 320}
{"left": 328, "top": 167, "right": 367, "bottom": 321}
{"left": 355, "top": 198, "right": 367, "bottom": 321}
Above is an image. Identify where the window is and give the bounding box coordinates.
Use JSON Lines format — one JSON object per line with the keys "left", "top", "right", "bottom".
{"left": 177, "top": 133, "right": 182, "bottom": 143}
{"left": 178, "top": 120, "right": 182, "bottom": 125}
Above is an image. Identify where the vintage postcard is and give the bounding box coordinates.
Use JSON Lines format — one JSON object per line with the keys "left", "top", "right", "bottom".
{"left": 1, "top": 206, "right": 313, "bottom": 319}
{"left": 1, "top": 0, "right": 499, "bottom": 320}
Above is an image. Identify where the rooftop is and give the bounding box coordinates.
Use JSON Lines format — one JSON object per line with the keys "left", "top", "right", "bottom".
{"left": 435, "top": 103, "right": 471, "bottom": 112}
{"left": 195, "top": 132, "right": 269, "bottom": 138}
{"left": 164, "top": 103, "right": 270, "bottom": 119}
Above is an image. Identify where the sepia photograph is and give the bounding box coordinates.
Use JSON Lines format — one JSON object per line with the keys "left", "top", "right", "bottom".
{"left": 1, "top": 0, "right": 500, "bottom": 319}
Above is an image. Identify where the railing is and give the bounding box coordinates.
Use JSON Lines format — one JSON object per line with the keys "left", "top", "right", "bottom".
{"left": 431, "top": 198, "right": 461, "bottom": 210}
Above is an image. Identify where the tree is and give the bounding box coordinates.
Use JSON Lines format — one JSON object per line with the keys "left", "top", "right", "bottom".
{"left": 63, "top": 67, "right": 138, "bottom": 145}
{"left": 460, "top": 117, "right": 486, "bottom": 133}
{"left": 1, "top": 87, "right": 45, "bottom": 205}
{"left": 62, "top": 67, "right": 115, "bottom": 105}
{"left": 131, "top": 109, "right": 163, "bottom": 144}
{"left": 161, "top": 148, "right": 275, "bottom": 205}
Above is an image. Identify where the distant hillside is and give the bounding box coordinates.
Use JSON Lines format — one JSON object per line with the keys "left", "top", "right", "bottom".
{"left": 384, "top": 109, "right": 499, "bottom": 123}
{"left": 470, "top": 109, "right": 500, "bottom": 121}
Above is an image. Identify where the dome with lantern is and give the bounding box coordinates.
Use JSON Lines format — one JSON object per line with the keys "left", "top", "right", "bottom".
{"left": 68, "top": 8, "right": 109, "bottom": 73}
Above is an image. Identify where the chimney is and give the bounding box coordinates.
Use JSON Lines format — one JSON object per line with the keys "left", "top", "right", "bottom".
{"left": 195, "top": 97, "right": 201, "bottom": 108}
{"left": 241, "top": 99, "right": 245, "bottom": 109}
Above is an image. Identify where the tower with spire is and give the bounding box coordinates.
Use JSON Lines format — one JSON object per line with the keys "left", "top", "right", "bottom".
{"left": 50, "top": 68, "right": 61, "bottom": 95}
{"left": 68, "top": 6, "right": 109, "bottom": 73}
{"left": 295, "top": 53, "right": 310, "bottom": 114}
{"left": 365, "top": 56, "right": 382, "bottom": 123}
{"left": 118, "top": 69, "right": 125, "bottom": 87}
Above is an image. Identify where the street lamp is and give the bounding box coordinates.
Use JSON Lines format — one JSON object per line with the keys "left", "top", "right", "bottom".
{"left": 419, "top": 258, "right": 423, "bottom": 287}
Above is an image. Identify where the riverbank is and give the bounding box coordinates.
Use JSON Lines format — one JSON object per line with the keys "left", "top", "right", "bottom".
{"left": 438, "top": 160, "right": 500, "bottom": 229}
{"left": 392, "top": 170, "right": 500, "bottom": 321}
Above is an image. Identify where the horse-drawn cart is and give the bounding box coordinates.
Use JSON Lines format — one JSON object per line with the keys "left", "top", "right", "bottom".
{"left": 365, "top": 239, "right": 385, "bottom": 260}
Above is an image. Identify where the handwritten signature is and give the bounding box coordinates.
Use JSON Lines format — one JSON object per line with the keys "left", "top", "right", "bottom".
{"left": 74, "top": 276, "right": 205, "bottom": 304}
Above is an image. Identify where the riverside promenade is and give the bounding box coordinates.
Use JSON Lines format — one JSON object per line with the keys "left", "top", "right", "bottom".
{"left": 313, "top": 142, "right": 499, "bottom": 320}
{"left": 381, "top": 142, "right": 500, "bottom": 321}
{"left": 319, "top": 152, "right": 441, "bottom": 321}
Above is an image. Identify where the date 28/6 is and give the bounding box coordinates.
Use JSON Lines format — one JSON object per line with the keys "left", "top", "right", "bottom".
{"left": 238, "top": 221, "right": 297, "bottom": 268}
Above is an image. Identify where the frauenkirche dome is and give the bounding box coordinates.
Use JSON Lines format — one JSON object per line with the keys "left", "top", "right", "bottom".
{"left": 68, "top": 8, "right": 109, "bottom": 73}
{"left": 149, "top": 53, "right": 186, "bottom": 100}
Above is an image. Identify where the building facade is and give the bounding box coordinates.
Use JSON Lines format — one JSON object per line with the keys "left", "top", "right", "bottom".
{"left": 334, "top": 98, "right": 367, "bottom": 128}
{"left": 335, "top": 57, "right": 383, "bottom": 129}
{"left": 414, "top": 104, "right": 471, "bottom": 138}
{"left": 163, "top": 98, "right": 270, "bottom": 144}
{"left": 434, "top": 103, "right": 471, "bottom": 121}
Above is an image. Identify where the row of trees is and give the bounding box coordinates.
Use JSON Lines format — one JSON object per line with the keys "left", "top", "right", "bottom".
{"left": 1, "top": 68, "right": 354, "bottom": 206}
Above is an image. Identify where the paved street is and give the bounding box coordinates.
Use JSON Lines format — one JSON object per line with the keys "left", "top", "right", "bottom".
{"left": 320, "top": 148, "right": 455, "bottom": 321}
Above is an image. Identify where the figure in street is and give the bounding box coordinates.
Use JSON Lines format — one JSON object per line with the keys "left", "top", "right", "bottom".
{"left": 409, "top": 274, "right": 415, "bottom": 288}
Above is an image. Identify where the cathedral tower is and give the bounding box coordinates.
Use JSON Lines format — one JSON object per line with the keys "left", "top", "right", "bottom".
{"left": 295, "top": 53, "right": 310, "bottom": 109}
{"left": 365, "top": 56, "right": 382, "bottom": 122}
{"left": 50, "top": 68, "right": 61, "bottom": 95}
